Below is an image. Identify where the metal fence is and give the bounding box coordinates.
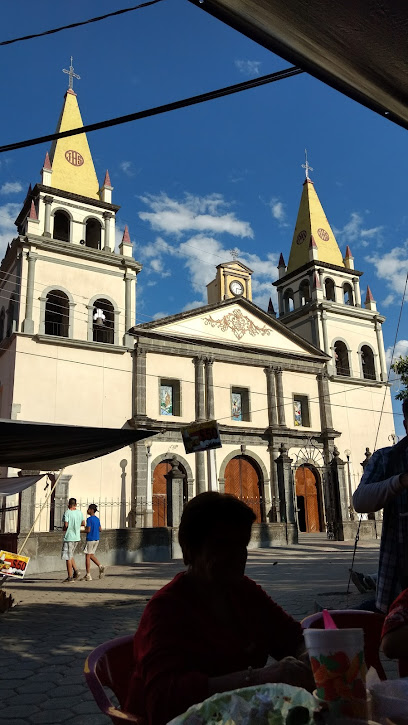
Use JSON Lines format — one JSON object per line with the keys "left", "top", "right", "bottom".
{"left": 0, "top": 504, "right": 19, "bottom": 534}
{"left": 34, "top": 497, "right": 142, "bottom": 532}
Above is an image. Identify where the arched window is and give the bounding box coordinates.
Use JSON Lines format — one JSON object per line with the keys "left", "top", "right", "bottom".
{"left": 0, "top": 308, "right": 5, "bottom": 341}
{"left": 85, "top": 218, "right": 102, "bottom": 250}
{"left": 325, "top": 278, "right": 336, "bottom": 301}
{"left": 283, "top": 289, "right": 294, "bottom": 313}
{"left": 6, "top": 297, "right": 15, "bottom": 338}
{"left": 299, "top": 279, "right": 311, "bottom": 305}
{"left": 343, "top": 283, "right": 354, "bottom": 306}
{"left": 334, "top": 340, "right": 350, "bottom": 376}
{"left": 93, "top": 298, "right": 114, "bottom": 344}
{"left": 45, "top": 290, "right": 69, "bottom": 337}
{"left": 361, "top": 345, "right": 376, "bottom": 380}
{"left": 53, "top": 211, "right": 70, "bottom": 242}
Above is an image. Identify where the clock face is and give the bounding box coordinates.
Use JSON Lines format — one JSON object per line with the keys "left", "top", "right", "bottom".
{"left": 230, "top": 280, "right": 244, "bottom": 296}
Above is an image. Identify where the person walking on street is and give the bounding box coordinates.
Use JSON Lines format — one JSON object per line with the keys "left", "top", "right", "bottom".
{"left": 82, "top": 504, "right": 105, "bottom": 581}
{"left": 62, "top": 498, "right": 85, "bottom": 583}
{"left": 353, "top": 398, "right": 408, "bottom": 613}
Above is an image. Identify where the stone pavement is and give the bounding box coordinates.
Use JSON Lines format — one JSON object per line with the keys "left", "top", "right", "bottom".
{"left": 0, "top": 534, "right": 388, "bottom": 724}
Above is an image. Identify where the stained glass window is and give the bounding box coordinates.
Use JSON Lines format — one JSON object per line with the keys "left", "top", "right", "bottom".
{"left": 160, "top": 385, "right": 173, "bottom": 416}
{"left": 231, "top": 392, "right": 243, "bottom": 421}
{"left": 294, "top": 399, "right": 302, "bottom": 426}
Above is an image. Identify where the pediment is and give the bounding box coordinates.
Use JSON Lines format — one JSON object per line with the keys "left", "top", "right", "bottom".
{"left": 144, "top": 300, "right": 322, "bottom": 357}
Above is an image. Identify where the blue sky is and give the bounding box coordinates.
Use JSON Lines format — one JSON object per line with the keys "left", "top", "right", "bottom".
{"left": 0, "top": 0, "right": 407, "bottom": 434}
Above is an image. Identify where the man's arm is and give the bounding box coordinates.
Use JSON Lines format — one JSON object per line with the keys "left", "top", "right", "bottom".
{"left": 352, "top": 448, "right": 407, "bottom": 513}
{"left": 63, "top": 522, "right": 68, "bottom": 532}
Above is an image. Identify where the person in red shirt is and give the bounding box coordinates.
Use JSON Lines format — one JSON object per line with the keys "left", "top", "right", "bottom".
{"left": 125, "top": 492, "right": 314, "bottom": 725}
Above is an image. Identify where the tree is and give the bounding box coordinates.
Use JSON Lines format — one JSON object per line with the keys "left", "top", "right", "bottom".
{"left": 391, "top": 355, "right": 408, "bottom": 400}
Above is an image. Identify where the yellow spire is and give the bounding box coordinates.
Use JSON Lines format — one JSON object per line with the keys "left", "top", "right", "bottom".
{"left": 48, "top": 90, "right": 99, "bottom": 200}
{"left": 287, "top": 179, "right": 344, "bottom": 274}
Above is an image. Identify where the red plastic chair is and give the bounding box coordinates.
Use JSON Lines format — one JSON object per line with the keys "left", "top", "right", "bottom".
{"left": 301, "top": 609, "right": 386, "bottom": 680}
{"left": 84, "top": 634, "right": 144, "bottom": 724}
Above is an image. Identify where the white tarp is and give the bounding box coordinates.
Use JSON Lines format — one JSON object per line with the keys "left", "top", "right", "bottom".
{"left": 0, "top": 475, "right": 45, "bottom": 497}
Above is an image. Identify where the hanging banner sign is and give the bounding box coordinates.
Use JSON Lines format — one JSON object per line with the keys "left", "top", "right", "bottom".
{"left": 181, "top": 420, "right": 222, "bottom": 454}
{"left": 0, "top": 550, "right": 30, "bottom": 578}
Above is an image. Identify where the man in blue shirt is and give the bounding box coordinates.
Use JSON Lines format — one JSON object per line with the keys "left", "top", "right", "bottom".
{"left": 82, "top": 504, "right": 105, "bottom": 581}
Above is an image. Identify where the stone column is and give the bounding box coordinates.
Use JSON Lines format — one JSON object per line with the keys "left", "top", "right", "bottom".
{"left": 275, "top": 443, "right": 294, "bottom": 524}
{"left": 268, "top": 441, "right": 281, "bottom": 522}
{"left": 278, "top": 290, "right": 284, "bottom": 317}
{"left": 374, "top": 318, "right": 387, "bottom": 381}
{"left": 274, "top": 367, "right": 286, "bottom": 427}
{"left": 205, "top": 357, "right": 218, "bottom": 491}
{"left": 165, "top": 456, "right": 186, "bottom": 527}
{"left": 103, "top": 212, "right": 112, "bottom": 252}
{"left": 43, "top": 196, "right": 53, "bottom": 238}
{"left": 123, "top": 272, "right": 133, "bottom": 346}
{"left": 131, "top": 441, "right": 148, "bottom": 527}
{"left": 18, "top": 477, "right": 37, "bottom": 534}
{"left": 320, "top": 308, "right": 329, "bottom": 354}
{"left": 133, "top": 346, "right": 147, "bottom": 418}
{"left": 353, "top": 277, "right": 361, "bottom": 307}
{"left": 205, "top": 357, "right": 215, "bottom": 419}
{"left": 194, "top": 356, "right": 206, "bottom": 493}
{"left": 144, "top": 443, "right": 153, "bottom": 527}
{"left": 328, "top": 447, "right": 346, "bottom": 540}
{"left": 194, "top": 356, "right": 206, "bottom": 421}
{"left": 52, "top": 474, "right": 71, "bottom": 530}
{"left": 317, "top": 371, "right": 333, "bottom": 431}
{"left": 265, "top": 366, "right": 278, "bottom": 427}
{"left": 22, "top": 251, "right": 38, "bottom": 334}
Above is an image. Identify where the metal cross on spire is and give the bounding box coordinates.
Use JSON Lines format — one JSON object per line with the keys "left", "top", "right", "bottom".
{"left": 62, "top": 56, "right": 80, "bottom": 91}
{"left": 229, "top": 248, "right": 240, "bottom": 261}
{"left": 301, "top": 149, "right": 313, "bottom": 179}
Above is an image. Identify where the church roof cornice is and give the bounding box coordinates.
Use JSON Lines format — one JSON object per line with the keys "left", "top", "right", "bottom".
{"left": 272, "top": 259, "right": 363, "bottom": 287}
{"left": 215, "top": 260, "right": 254, "bottom": 273}
{"left": 131, "top": 295, "right": 330, "bottom": 360}
{"left": 1, "top": 234, "right": 141, "bottom": 273}
{"left": 15, "top": 184, "right": 120, "bottom": 226}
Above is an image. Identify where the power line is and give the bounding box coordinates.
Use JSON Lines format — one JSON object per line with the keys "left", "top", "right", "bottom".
{"left": 0, "top": 66, "right": 303, "bottom": 154}
{"left": 373, "top": 270, "right": 408, "bottom": 451}
{"left": 0, "top": 1, "right": 166, "bottom": 47}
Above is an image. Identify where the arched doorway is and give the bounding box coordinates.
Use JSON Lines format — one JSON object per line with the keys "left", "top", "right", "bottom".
{"left": 295, "top": 465, "right": 322, "bottom": 532}
{"left": 152, "top": 459, "right": 188, "bottom": 527}
{"left": 224, "top": 455, "right": 264, "bottom": 522}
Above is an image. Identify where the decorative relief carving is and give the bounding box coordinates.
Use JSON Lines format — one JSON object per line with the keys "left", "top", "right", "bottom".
{"left": 204, "top": 309, "right": 271, "bottom": 340}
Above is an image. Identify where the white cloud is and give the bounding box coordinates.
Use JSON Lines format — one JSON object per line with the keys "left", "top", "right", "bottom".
{"left": 234, "top": 60, "right": 261, "bottom": 76}
{"left": 366, "top": 243, "right": 408, "bottom": 303}
{"left": 382, "top": 294, "right": 395, "bottom": 307}
{"left": 120, "top": 161, "right": 135, "bottom": 177}
{"left": 386, "top": 339, "right": 408, "bottom": 368}
{"left": 335, "top": 212, "right": 383, "bottom": 248}
{"left": 138, "top": 193, "right": 253, "bottom": 239}
{"left": 269, "top": 197, "right": 288, "bottom": 227}
{"left": 0, "top": 181, "right": 23, "bottom": 195}
{"left": 0, "top": 202, "right": 19, "bottom": 258}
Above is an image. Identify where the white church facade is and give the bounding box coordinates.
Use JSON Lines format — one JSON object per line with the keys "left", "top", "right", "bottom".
{"left": 0, "top": 84, "right": 395, "bottom": 544}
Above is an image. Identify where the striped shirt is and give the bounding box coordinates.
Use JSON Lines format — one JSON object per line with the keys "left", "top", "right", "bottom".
{"left": 353, "top": 438, "right": 408, "bottom": 613}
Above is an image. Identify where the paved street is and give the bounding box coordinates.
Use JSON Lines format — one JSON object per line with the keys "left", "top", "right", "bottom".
{"left": 0, "top": 535, "right": 387, "bottom": 724}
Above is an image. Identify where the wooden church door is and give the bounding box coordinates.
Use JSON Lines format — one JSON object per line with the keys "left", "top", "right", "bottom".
{"left": 152, "top": 460, "right": 188, "bottom": 527}
{"left": 295, "top": 466, "right": 321, "bottom": 532}
{"left": 224, "top": 455, "right": 263, "bottom": 522}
